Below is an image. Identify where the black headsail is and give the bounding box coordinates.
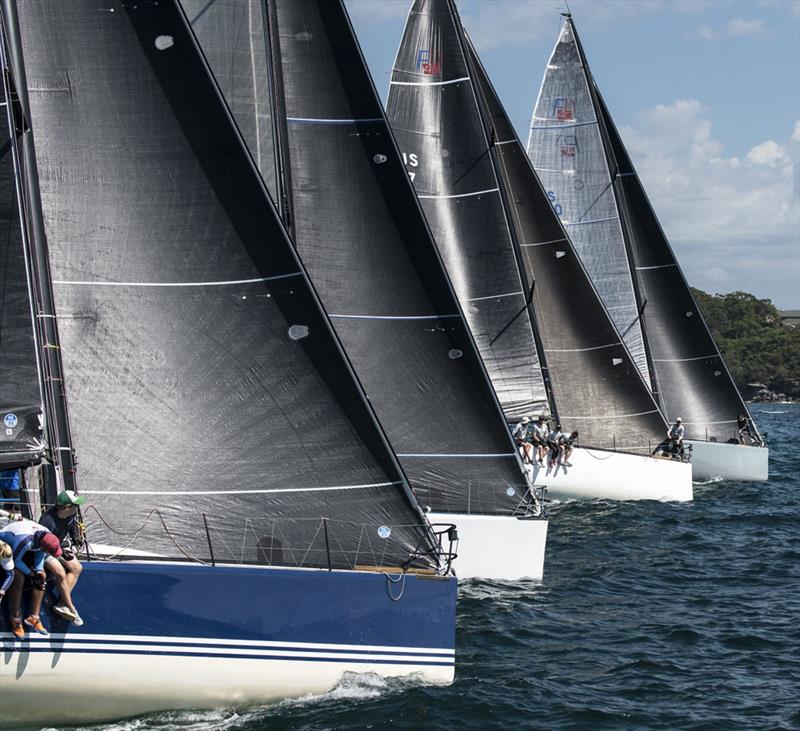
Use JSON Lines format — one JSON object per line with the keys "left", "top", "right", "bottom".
{"left": 386, "top": 0, "right": 549, "bottom": 422}
{"left": 0, "top": 17, "right": 44, "bottom": 468}
{"left": 8, "top": 0, "right": 440, "bottom": 571}
{"left": 526, "top": 18, "right": 652, "bottom": 391}
{"left": 460, "top": 16, "right": 668, "bottom": 454}
{"left": 265, "top": 0, "right": 531, "bottom": 515}
{"left": 592, "top": 85, "right": 760, "bottom": 443}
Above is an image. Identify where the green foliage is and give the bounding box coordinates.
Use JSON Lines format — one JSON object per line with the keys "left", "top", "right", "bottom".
{"left": 690, "top": 288, "right": 800, "bottom": 395}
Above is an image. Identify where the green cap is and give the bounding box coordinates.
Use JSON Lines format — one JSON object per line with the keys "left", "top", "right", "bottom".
{"left": 56, "top": 490, "right": 86, "bottom": 507}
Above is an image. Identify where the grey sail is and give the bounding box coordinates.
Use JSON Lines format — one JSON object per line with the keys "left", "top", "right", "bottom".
{"left": 463, "top": 31, "right": 667, "bottom": 453}
{"left": 527, "top": 19, "right": 652, "bottom": 389}
{"left": 10, "top": 0, "right": 439, "bottom": 571}
{"left": 181, "top": 0, "right": 278, "bottom": 203}
{"left": 268, "top": 0, "right": 530, "bottom": 515}
{"left": 0, "top": 19, "right": 43, "bottom": 467}
{"left": 386, "top": 0, "right": 548, "bottom": 422}
{"left": 593, "top": 84, "right": 760, "bottom": 443}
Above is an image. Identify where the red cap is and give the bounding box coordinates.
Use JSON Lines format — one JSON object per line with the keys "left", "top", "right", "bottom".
{"left": 38, "top": 532, "right": 63, "bottom": 558}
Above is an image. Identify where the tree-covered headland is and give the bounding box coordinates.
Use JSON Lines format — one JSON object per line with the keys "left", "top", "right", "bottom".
{"left": 690, "top": 289, "right": 800, "bottom": 401}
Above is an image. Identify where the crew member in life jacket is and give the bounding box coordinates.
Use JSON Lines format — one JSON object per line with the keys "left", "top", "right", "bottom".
{"left": 512, "top": 416, "right": 534, "bottom": 464}
{"left": 667, "top": 418, "right": 685, "bottom": 454}
{"left": 39, "top": 490, "right": 86, "bottom": 626}
{"left": 0, "top": 518, "right": 63, "bottom": 638}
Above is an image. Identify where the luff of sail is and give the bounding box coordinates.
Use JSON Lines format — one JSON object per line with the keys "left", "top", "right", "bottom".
{"left": 12, "top": 0, "right": 440, "bottom": 571}
{"left": 267, "top": 0, "right": 533, "bottom": 515}
{"left": 527, "top": 19, "right": 652, "bottom": 390}
{"left": 386, "top": 0, "right": 549, "bottom": 422}
{"left": 592, "top": 86, "right": 762, "bottom": 445}
{"left": 463, "top": 29, "right": 668, "bottom": 454}
{"left": 0, "top": 18, "right": 43, "bottom": 467}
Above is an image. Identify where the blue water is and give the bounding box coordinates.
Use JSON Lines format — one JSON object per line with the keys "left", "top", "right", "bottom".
{"left": 54, "top": 405, "right": 799, "bottom": 731}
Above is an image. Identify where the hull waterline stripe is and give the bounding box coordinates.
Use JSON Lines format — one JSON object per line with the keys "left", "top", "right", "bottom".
{"left": 563, "top": 216, "right": 618, "bottom": 227}
{"left": 466, "top": 291, "right": 523, "bottom": 302}
{"left": 53, "top": 273, "right": 301, "bottom": 287}
{"left": 390, "top": 76, "right": 470, "bottom": 87}
{"left": 396, "top": 453, "right": 517, "bottom": 458}
{"left": 418, "top": 187, "right": 499, "bottom": 200}
{"left": 329, "top": 313, "right": 460, "bottom": 320}
{"left": 10, "top": 633, "right": 454, "bottom": 656}
{"left": 653, "top": 355, "right": 718, "bottom": 363}
{"left": 82, "top": 481, "right": 402, "bottom": 496}
{"left": 286, "top": 117, "right": 383, "bottom": 125}
{"left": 636, "top": 264, "right": 677, "bottom": 271}
{"left": 545, "top": 342, "right": 617, "bottom": 353}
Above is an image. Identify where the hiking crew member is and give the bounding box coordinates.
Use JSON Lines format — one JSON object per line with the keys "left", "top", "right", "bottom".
{"left": 546, "top": 423, "right": 564, "bottom": 463}
{"left": 39, "top": 490, "right": 86, "bottom": 625}
{"left": 667, "top": 418, "right": 685, "bottom": 454}
{"left": 562, "top": 431, "right": 578, "bottom": 467}
{"left": 531, "top": 416, "right": 548, "bottom": 466}
{"left": 0, "top": 518, "right": 63, "bottom": 638}
{"left": 512, "top": 417, "right": 534, "bottom": 464}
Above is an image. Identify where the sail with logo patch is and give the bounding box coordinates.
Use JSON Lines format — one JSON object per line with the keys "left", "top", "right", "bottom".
{"left": 385, "top": 0, "right": 548, "bottom": 422}
{"left": 0, "top": 19, "right": 43, "bottom": 468}
{"left": 264, "top": 0, "right": 532, "bottom": 515}
{"left": 10, "top": 0, "right": 440, "bottom": 570}
{"left": 526, "top": 18, "right": 652, "bottom": 390}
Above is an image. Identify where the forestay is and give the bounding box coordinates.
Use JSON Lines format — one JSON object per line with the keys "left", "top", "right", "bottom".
{"left": 527, "top": 19, "right": 651, "bottom": 389}
{"left": 0, "top": 19, "right": 43, "bottom": 468}
{"left": 386, "top": 0, "right": 548, "bottom": 422}
{"left": 593, "top": 89, "right": 759, "bottom": 443}
{"left": 466, "top": 36, "right": 667, "bottom": 454}
{"left": 269, "top": 0, "right": 530, "bottom": 514}
{"left": 12, "top": 0, "right": 438, "bottom": 571}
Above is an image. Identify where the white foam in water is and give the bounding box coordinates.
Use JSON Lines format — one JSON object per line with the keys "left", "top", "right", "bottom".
{"left": 45, "top": 708, "right": 244, "bottom": 731}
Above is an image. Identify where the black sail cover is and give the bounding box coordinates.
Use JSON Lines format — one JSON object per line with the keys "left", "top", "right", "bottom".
{"left": 11, "top": 0, "right": 439, "bottom": 571}
{"left": 180, "top": 0, "right": 278, "bottom": 203}
{"left": 386, "top": 0, "right": 548, "bottom": 422}
{"left": 270, "top": 0, "right": 529, "bottom": 514}
{"left": 594, "top": 88, "right": 759, "bottom": 442}
{"left": 0, "top": 19, "right": 43, "bottom": 467}
{"left": 526, "top": 20, "right": 652, "bottom": 390}
{"left": 465, "top": 36, "right": 668, "bottom": 454}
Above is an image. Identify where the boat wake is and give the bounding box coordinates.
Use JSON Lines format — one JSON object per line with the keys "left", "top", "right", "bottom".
{"left": 693, "top": 476, "right": 725, "bottom": 485}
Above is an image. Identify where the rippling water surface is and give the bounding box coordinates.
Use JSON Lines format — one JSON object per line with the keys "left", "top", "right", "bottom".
{"left": 52, "top": 405, "right": 799, "bottom": 731}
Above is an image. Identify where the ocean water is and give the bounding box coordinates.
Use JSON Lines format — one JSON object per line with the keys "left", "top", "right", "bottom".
{"left": 51, "top": 405, "right": 799, "bottom": 731}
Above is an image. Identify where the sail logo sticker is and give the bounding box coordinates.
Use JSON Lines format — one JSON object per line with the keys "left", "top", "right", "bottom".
{"left": 377, "top": 525, "right": 392, "bottom": 539}
{"left": 416, "top": 49, "right": 441, "bottom": 75}
{"left": 557, "top": 135, "right": 579, "bottom": 157}
{"left": 547, "top": 190, "right": 564, "bottom": 217}
{"left": 3, "top": 413, "right": 18, "bottom": 428}
{"left": 552, "top": 97, "right": 575, "bottom": 121}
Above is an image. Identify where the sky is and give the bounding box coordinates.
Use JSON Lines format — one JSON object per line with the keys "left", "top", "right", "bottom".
{"left": 345, "top": 0, "right": 800, "bottom": 309}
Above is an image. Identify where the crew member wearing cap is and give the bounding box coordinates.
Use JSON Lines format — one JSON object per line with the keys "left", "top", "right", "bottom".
{"left": 512, "top": 416, "right": 535, "bottom": 464}
{"left": 667, "top": 418, "right": 685, "bottom": 455}
{"left": 40, "top": 490, "right": 86, "bottom": 626}
{"left": 0, "top": 518, "right": 63, "bottom": 638}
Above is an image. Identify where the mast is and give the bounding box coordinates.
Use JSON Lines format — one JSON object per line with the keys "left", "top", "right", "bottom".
{"left": 444, "top": 0, "right": 559, "bottom": 422}
{"left": 566, "top": 15, "right": 660, "bottom": 402}
{"left": 1, "top": 0, "right": 75, "bottom": 498}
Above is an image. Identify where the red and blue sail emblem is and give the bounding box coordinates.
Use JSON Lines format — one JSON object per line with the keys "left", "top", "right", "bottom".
{"left": 552, "top": 97, "right": 575, "bottom": 121}
{"left": 416, "top": 48, "right": 441, "bottom": 75}
{"left": 557, "top": 134, "right": 579, "bottom": 157}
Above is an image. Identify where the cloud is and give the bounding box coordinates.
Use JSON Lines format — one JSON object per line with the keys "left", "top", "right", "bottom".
{"left": 621, "top": 102, "right": 799, "bottom": 306}
{"left": 689, "top": 16, "right": 769, "bottom": 39}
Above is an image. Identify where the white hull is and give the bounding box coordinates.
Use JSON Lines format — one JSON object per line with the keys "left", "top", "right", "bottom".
{"left": 526, "top": 446, "right": 692, "bottom": 501}
{"left": 429, "top": 512, "right": 548, "bottom": 581}
{"left": 688, "top": 440, "right": 769, "bottom": 482}
{"left": 0, "top": 640, "right": 452, "bottom": 727}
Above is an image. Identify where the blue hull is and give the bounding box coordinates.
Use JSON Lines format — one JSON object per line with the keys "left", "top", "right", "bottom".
{"left": 1, "top": 560, "right": 457, "bottom": 727}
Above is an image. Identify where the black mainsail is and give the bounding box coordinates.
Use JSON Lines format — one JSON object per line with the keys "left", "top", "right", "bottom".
{"left": 0, "top": 17, "right": 43, "bottom": 467}
{"left": 9, "top": 0, "right": 440, "bottom": 571}
{"left": 387, "top": 0, "right": 667, "bottom": 454}
{"left": 529, "top": 16, "right": 759, "bottom": 444}
{"left": 265, "top": 0, "right": 531, "bottom": 515}
{"left": 386, "top": 0, "right": 548, "bottom": 421}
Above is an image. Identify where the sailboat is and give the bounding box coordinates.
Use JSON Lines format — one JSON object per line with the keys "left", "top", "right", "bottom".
{"left": 527, "top": 14, "right": 768, "bottom": 482}
{"left": 0, "top": 1, "right": 456, "bottom": 726}
{"left": 386, "top": 0, "right": 692, "bottom": 501}
{"left": 185, "top": 0, "right": 549, "bottom": 580}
